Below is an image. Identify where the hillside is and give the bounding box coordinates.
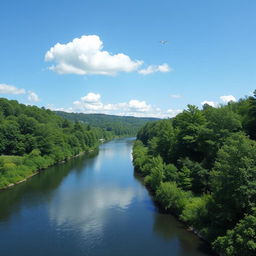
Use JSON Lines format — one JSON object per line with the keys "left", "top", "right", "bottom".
{"left": 55, "top": 111, "right": 159, "bottom": 136}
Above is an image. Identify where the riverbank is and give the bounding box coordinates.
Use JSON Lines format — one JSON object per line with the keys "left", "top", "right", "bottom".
{"left": 134, "top": 166, "right": 216, "bottom": 251}
{"left": 0, "top": 136, "right": 129, "bottom": 191}
{"left": 0, "top": 147, "right": 99, "bottom": 191}
{"left": 132, "top": 142, "right": 218, "bottom": 255}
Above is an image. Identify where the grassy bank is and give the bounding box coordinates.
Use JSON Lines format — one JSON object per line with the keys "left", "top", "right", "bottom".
{"left": 0, "top": 147, "right": 99, "bottom": 190}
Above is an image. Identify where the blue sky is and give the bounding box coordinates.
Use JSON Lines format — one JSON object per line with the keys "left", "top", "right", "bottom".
{"left": 0, "top": 0, "right": 255, "bottom": 117}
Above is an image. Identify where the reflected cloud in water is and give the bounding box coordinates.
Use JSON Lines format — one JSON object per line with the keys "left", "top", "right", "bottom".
{"left": 93, "top": 158, "right": 102, "bottom": 172}
{"left": 49, "top": 185, "right": 141, "bottom": 238}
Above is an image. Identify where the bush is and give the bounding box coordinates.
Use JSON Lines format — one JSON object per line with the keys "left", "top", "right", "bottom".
{"left": 2, "top": 162, "right": 17, "bottom": 173}
{"left": 156, "top": 182, "right": 192, "bottom": 215}
{"left": 144, "top": 175, "right": 152, "bottom": 186}
{"left": 0, "top": 155, "right": 23, "bottom": 166}
{"left": 181, "top": 194, "right": 213, "bottom": 233}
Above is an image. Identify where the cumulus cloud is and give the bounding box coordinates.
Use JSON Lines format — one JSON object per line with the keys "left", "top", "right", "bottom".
{"left": 125, "top": 100, "right": 151, "bottom": 112}
{"left": 0, "top": 83, "right": 40, "bottom": 103}
{"left": 45, "top": 35, "right": 143, "bottom": 75}
{"left": 138, "top": 63, "right": 171, "bottom": 75}
{"left": 73, "top": 92, "right": 110, "bottom": 112}
{"left": 81, "top": 92, "right": 101, "bottom": 103}
{"left": 0, "top": 83, "right": 26, "bottom": 95}
{"left": 220, "top": 95, "right": 236, "bottom": 103}
{"left": 28, "top": 91, "right": 40, "bottom": 102}
{"left": 72, "top": 93, "right": 152, "bottom": 115}
{"left": 48, "top": 92, "right": 181, "bottom": 118}
{"left": 201, "top": 100, "right": 218, "bottom": 107}
{"left": 201, "top": 95, "right": 237, "bottom": 108}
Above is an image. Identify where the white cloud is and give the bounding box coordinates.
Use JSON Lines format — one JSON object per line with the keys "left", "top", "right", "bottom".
{"left": 48, "top": 92, "right": 181, "bottom": 118}
{"left": 220, "top": 95, "right": 236, "bottom": 103}
{"left": 201, "top": 100, "right": 218, "bottom": 107}
{"left": 138, "top": 63, "right": 171, "bottom": 75}
{"left": 158, "top": 64, "right": 171, "bottom": 72}
{"left": 126, "top": 100, "right": 151, "bottom": 112}
{"left": 49, "top": 185, "right": 142, "bottom": 238}
{"left": 73, "top": 92, "right": 108, "bottom": 112}
{"left": 45, "top": 35, "right": 143, "bottom": 75}
{"left": 0, "top": 83, "right": 40, "bottom": 103}
{"left": 81, "top": 92, "right": 101, "bottom": 103}
{"left": 0, "top": 83, "right": 26, "bottom": 95}
{"left": 72, "top": 93, "right": 153, "bottom": 115}
{"left": 28, "top": 91, "right": 40, "bottom": 102}
{"left": 170, "top": 94, "right": 181, "bottom": 99}
{"left": 166, "top": 109, "right": 182, "bottom": 117}
{"left": 201, "top": 95, "right": 237, "bottom": 108}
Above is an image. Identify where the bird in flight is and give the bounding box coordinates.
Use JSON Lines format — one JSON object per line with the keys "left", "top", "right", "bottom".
{"left": 159, "top": 40, "right": 168, "bottom": 44}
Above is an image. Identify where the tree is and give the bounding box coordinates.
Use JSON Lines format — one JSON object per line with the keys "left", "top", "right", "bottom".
{"left": 173, "top": 105, "right": 207, "bottom": 162}
{"left": 211, "top": 133, "right": 256, "bottom": 230}
{"left": 163, "top": 163, "right": 178, "bottom": 182}
{"left": 213, "top": 211, "right": 256, "bottom": 256}
{"left": 177, "top": 166, "right": 192, "bottom": 190}
{"left": 179, "top": 158, "right": 209, "bottom": 193}
{"left": 149, "top": 156, "right": 165, "bottom": 190}
{"left": 246, "top": 90, "right": 256, "bottom": 139}
{"left": 0, "top": 120, "right": 23, "bottom": 155}
{"left": 133, "top": 93, "right": 256, "bottom": 253}
{"left": 201, "top": 106, "right": 242, "bottom": 168}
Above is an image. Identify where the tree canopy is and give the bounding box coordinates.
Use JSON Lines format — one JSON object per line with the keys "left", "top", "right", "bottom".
{"left": 0, "top": 98, "right": 113, "bottom": 188}
{"left": 55, "top": 111, "right": 159, "bottom": 137}
{"left": 133, "top": 94, "right": 256, "bottom": 255}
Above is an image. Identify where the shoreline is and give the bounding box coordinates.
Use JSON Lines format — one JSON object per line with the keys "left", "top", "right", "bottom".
{"left": 134, "top": 168, "right": 218, "bottom": 256}
{"left": 0, "top": 148, "right": 98, "bottom": 191}
{"left": 0, "top": 136, "right": 124, "bottom": 191}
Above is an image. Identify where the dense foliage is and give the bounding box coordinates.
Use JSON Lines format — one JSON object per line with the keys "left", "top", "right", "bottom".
{"left": 55, "top": 111, "right": 158, "bottom": 137}
{"left": 0, "top": 98, "right": 113, "bottom": 189}
{"left": 133, "top": 93, "right": 256, "bottom": 255}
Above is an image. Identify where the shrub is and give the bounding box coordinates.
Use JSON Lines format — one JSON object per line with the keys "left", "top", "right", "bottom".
{"left": 156, "top": 182, "right": 192, "bottom": 215}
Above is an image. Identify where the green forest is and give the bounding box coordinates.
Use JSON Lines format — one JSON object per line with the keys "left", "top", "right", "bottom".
{"left": 133, "top": 93, "right": 256, "bottom": 255}
{"left": 55, "top": 111, "right": 158, "bottom": 137}
{"left": 0, "top": 98, "right": 114, "bottom": 189}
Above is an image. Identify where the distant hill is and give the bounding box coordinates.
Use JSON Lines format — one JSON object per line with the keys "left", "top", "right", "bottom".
{"left": 54, "top": 111, "right": 159, "bottom": 136}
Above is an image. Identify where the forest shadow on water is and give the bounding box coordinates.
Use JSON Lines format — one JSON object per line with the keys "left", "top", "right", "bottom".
{"left": 0, "top": 151, "right": 97, "bottom": 222}
{"left": 133, "top": 171, "right": 216, "bottom": 256}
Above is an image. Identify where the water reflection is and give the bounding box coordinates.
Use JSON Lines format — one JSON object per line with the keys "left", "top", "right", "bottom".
{"left": 49, "top": 185, "right": 138, "bottom": 237}
{"left": 0, "top": 138, "right": 214, "bottom": 256}
{"left": 134, "top": 169, "right": 214, "bottom": 255}
{"left": 153, "top": 212, "right": 214, "bottom": 256}
{"left": 0, "top": 153, "right": 95, "bottom": 222}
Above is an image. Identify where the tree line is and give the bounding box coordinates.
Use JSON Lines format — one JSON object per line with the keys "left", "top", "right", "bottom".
{"left": 133, "top": 92, "right": 256, "bottom": 256}
{"left": 55, "top": 111, "right": 159, "bottom": 137}
{"left": 0, "top": 98, "right": 113, "bottom": 189}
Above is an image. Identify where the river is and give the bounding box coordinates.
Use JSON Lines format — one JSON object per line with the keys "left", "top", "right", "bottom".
{"left": 0, "top": 138, "right": 214, "bottom": 256}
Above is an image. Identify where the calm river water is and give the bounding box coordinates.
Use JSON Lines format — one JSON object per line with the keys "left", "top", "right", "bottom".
{"left": 0, "top": 138, "right": 214, "bottom": 256}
